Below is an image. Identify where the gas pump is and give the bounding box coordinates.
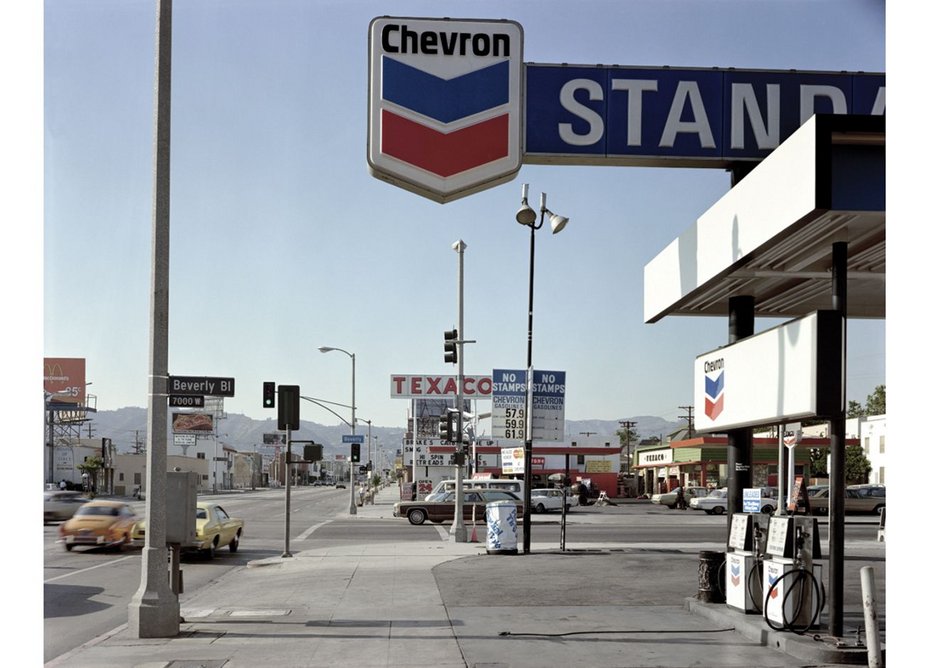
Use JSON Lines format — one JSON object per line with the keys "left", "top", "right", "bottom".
{"left": 725, "top": 512, "right": 770, "bottom": 613}
{"left": 762, "top": 515, "right": 825, "bottom": 634}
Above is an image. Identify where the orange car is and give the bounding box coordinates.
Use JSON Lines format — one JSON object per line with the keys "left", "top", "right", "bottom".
{"left": 59, "top": 499, "right": 138, "bottom": 551}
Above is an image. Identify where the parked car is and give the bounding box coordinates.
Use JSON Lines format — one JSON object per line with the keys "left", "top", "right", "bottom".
{"left": 394, "top": 489, "right": 524, "bottom": 525}
{"left": 58, "top": 500, "right": 139, "bottom": 551}
{"left": 530, "top": 488, "right": 578, "bottom": 513}
{"left": 807, "top": 484, "right": 885, "bottom": 515}
{"left": 651, "top": 486, "right": 708, "bottom": 509}
{"left": 132, "top": 501, "right": 244, "bottom": 559}
{"left": 44, "top": 490, "right": 88, "bottom": 523}
{"left": 689, "top": 488, "right": 730, "bottom": 515}
{"left": 689, "top": 488, "right": 777, "bottom": 514}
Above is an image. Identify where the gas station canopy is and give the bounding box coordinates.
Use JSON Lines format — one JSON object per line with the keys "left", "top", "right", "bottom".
{"left": 644, "top": 114, "right": 885, "bottom": 323}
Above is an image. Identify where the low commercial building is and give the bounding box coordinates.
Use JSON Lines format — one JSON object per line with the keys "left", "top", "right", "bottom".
{"left": 112, "top": 453, "right": 209, "bottom": 497}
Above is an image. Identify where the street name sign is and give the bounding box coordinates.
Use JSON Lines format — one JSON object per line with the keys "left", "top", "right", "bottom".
{"left": 342, "top": 434, "right": 365, "bottom": 444}
{"left": 169, "top": 376, "right": 235, "bottom": 397}
{"left": 169, "top": 395, "right": 204, "bottom": 408}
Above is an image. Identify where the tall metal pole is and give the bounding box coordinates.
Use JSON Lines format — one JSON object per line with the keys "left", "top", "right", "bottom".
{"left": 828, "top": 241, "right": 848, "bottom": 637}
{"left": 282, "top": 427, "right": 292, "bottom": 557}
{"left": 349, "top": 353, "right": 357, "bottom": 514}
{"left": 129, "top": 0, "right": 178, "bottom": 638}
{"left": 451, "top": 240, "right": 467, "bottom": 542}
{"left": 522, "top": 200, "right": 542, "bottom": 555}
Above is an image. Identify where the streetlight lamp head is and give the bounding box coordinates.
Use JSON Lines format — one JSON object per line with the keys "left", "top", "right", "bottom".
{"left": 318, "top": 346, "right": 333, "bottom": 353}
{"left": 516, "top": 202, "right": 537, "bottom": 226}
{"left": 548, "top": 211, "right": 569, "bottom": 234}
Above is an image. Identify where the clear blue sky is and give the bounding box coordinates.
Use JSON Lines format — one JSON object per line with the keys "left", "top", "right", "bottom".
{"left": 35, "top": 0, "right": 888, "bottom": 436}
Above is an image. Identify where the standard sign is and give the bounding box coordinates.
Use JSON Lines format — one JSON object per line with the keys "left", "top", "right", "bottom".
{"left": 342, "top": 434, "right": 365, "bottom": 444}
{"left": 390, "top": 374, "right": 493, "bottom": 398}
{"left": 368, "top": 17, "right": 524, "bottom": 203}
{"left": 169, "top": 376, "right": 235, "bottom": 397}
{"left": 491, "top": 369, "right": 566, "bottom": 442}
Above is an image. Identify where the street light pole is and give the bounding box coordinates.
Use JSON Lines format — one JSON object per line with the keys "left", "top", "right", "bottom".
{"left": 515, "top": 184, "right": 569, "bottom": 555}
{"left": 319, "top": 346, "right": 357, "bottom": 515}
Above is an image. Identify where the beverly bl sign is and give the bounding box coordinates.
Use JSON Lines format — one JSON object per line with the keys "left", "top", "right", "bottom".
{"left": 368, "top": 16, "right": 884, "bottom": 202}
{"left": 168, "top": 376, "right": 235, "bottom": 398}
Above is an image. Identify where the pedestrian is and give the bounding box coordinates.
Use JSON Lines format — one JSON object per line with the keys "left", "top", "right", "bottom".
{"left": 59, "top": 479, "right": 67, "bottom": 490}
{"left": 676, "top": 486, "right": 687, "bottom": 510}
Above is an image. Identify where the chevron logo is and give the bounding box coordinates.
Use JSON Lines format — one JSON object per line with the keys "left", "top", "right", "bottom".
{"left": 729, "top": 562, "right": 741, "bottom": 587}
{"left": 368, "top": 17, "right": 523, "bottom": 203}
{"left": 704, "top": 369, "right": 724, "bottom": 420}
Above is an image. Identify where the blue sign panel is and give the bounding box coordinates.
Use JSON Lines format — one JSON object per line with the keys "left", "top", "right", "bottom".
{"left": 524, "top": 65, "right": 884, "bottom": 166}
{"left": 342, "top": 434, "right": 365, "bottom": 444}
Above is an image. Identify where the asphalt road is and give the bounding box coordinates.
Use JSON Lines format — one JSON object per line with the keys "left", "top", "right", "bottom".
{"left": 43, "top": 489, "right": 883, "bottom": 663}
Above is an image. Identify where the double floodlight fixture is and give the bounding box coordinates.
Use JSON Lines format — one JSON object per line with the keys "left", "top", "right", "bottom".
{"left": 515, "top": 183, "right": 569, "bottom": 234}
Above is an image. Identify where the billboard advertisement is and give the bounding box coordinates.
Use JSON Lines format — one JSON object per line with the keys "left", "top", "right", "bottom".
{"left": 44, "top": 357, "right": 86, "bottom": 404}
{"left": 172, "top": 412, "right": 214, "bottom": 433}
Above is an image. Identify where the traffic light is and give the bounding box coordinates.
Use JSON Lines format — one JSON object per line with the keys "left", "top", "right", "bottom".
{"left": 351, "top": 443, "right": 361, "bottom": 463}
{"left": 278, "top": 385, "right": 300, "bottom": 430}
{"left": 263, "top": 381, "right": 275, "bottom": 408}
{"left": 439, "top": 412, "right": 452, "bottom": 441}
{"left": 444, "top": 329, "right": 458, "bottom": 364}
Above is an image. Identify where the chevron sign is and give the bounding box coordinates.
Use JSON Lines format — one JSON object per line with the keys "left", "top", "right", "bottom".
{"left": 368, "top": 17, "right": 524, "bottom": 203}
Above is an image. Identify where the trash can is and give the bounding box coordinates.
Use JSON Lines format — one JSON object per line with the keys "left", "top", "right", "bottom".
{"left": 486, "top": 501, "right": 518, "bottom": 555}
{"left": 697, "top": 550, "right": 726, "bottom": 603}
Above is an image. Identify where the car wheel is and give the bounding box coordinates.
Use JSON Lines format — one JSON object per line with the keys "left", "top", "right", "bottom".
{"left": 874, "top": 505, "right": 884, "bottom": 516}
{"left": 64, "top": 543, "right": 73, "bottom": 552}
{"left": 712, "top": 506, "right": 725, "bottom": 515}
{"left": 762, "top": 505, "right": 774, "bottom": 515}
{"left": 535, "top": 503, "right": 546, "bottom": 513}
{"left": 565, "top": 504, "right": 572, "bottom": 512}
{"left": 203, "top": 537, "right": 218, "bottom": 559}
{"left": 229, "top": 530, "right": 240, "bottom": 553}
{"left": 407, "top": 508, "right": 427, "bottom": 525}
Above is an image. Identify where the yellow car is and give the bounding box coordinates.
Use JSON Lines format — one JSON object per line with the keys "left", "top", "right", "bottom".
{"left": 193, "top": 502, "right": 243, "bottom": 558}
{"left": 131, "top": 501, "right": 244, "bottom": 559}
{"left": 59, "top": 499, "right": 138, "bottom": 551}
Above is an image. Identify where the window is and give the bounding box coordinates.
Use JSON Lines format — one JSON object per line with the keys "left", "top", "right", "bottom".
{"left": 197, "top": 452, "right": 206, "bottom": 460}
{"left": 863, "top": 437, "right": 870, "bottom": 455}
{"left": 878, "top": 436, "right": 885, "bottom": 454}
{"left": 134, "top": 472, "right": 141, "bottom": 485}
{"left": 879, "top": 467, "right": 885, "bottom": 484}
{"left": 118, "top": 472, "right": 124, "bottom": 481}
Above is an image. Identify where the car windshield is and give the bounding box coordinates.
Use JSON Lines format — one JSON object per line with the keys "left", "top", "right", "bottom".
{"left": 708, "top": 489, "right": 727, "bottom": 498}
{"left": 76, "top": 505, "right": 119, "bottom": 517}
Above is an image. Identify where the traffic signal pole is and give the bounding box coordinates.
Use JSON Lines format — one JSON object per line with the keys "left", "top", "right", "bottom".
{"left": 450, "top": 240, "right": 467, "bottom": 543}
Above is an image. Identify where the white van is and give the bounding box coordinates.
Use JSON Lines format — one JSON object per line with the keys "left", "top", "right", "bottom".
{"left": 426, "top": 478, "right": 524, "bottom": 500}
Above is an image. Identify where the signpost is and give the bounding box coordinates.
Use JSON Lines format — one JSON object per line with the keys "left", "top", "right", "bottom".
{"left": 492, "top": 368, "right": 566, "bottom": 442}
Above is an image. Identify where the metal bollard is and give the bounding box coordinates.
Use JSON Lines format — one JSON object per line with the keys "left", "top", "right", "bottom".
{"left": 697, "top": 551, "right": 726, "bottom": 603}
{"left": 861, "top": 566, "right": 882, "bottom": 668}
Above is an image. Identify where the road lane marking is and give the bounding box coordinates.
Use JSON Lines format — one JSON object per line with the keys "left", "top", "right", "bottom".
{"left": 44, "top": 555, "right": 138, "bottom": 584}
{"left": 296, "top": 519, "right": 333, "bottom": 541}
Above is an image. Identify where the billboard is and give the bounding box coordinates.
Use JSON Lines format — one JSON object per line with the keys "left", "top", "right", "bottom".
{"left": 694, "top": 311, "right": 842, "bottom": 433}
{"left": 390, "top": 374, "right": 492, "bottom": 398}
{"left": 44, "top": 357, "right": 86, "bottom": 404}
{"left": 172, "top": 412, "right": 214, "bottom": 433}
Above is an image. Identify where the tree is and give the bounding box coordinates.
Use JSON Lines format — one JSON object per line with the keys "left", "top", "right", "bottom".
{"left": 844, "top": 445, "right": 872, "bottom": 484}
{"left": 865, "top": 385, "right": 885, "bottom": 416}
{"left": 77, "top": 456, "right": 104, "bottom": 496}
{"left": 809, "top": 448, "right": 828, "bottom": 476}
{"left": 846, "top": 400, "right": 865, "bottom": 418}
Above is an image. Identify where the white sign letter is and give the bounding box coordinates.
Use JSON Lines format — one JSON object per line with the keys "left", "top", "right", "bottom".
{"left": 611, "top": 79, "right": 658, "bottom": 146}
{"left": 659, "top": 81, "right": 715, "bottom": 149}
{"left": 730, "top": 83, "right": 780, "bottom": 150}
{"left": 559, "top": 79, "right": 605, "bottom": 146}
{"left": 799, "top": 84, "right": 848, "bottom": 123}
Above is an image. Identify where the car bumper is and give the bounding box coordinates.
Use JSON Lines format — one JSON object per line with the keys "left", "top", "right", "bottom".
{"left": 61, "top": 533, "right": 121, "bottom": 547}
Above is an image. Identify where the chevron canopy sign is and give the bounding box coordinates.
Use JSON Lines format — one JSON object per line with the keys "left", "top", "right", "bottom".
{"left": 368, "top": 17, "right": 523, "bottom": 203}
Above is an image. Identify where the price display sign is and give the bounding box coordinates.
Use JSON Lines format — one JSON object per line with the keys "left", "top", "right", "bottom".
{"left": 491, "top": 369, "right": 527, "bottom": 441}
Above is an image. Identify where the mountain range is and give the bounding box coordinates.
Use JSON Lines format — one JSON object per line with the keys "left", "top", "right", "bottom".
{"left": 79, "top": 407, "right": 683, "bottom": 457}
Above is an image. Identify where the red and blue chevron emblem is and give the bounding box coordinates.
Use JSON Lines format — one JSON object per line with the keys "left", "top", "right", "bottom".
{"left": 729, "top": 562, "right": 741, "bottom": 587}
{"left": 368, "top": 17, "right": 523, "bottom": 203}
{"left": 704, "top": 370, "right": 724, "bottom": 420}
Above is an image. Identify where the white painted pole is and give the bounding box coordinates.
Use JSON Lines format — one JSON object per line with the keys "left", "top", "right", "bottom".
{"left": 861, "top": 566, "right": 882, "bottom": 668}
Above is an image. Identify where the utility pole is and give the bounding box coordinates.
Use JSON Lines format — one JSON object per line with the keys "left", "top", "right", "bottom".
{"left": 618, "top": 421, "right": 636, "bottom": 475}
{"left": 679, "top": 405, "right": 695, "bottom": 435}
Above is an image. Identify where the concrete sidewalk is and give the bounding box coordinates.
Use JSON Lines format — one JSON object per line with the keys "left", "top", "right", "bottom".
{"left": 47, "top": 486, "right": 884, "bottom": 667}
